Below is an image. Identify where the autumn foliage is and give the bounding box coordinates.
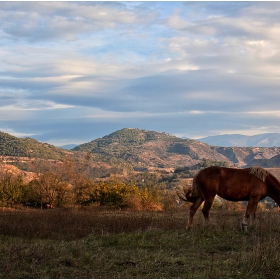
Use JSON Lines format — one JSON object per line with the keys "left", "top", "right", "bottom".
{"left": 0, "top": 156, "right": 173, "bottom": 211}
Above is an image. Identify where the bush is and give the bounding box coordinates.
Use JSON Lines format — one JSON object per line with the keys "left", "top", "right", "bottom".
{"left": 86, "top": 181, "right": 136, "bottom": 206}
{"left": 85, "top": 181, "right": 166, "bottom": 211}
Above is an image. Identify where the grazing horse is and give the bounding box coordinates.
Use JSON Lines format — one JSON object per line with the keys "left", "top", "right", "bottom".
{"left": 176, "top": 166, "right": 280, "bottom": 230}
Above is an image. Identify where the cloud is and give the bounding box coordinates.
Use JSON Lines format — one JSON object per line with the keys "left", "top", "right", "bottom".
{"left": 0, "top": 2, "right": 159, "bottom": 43}
{"left": 164, "top": 2, "right": 280, "bottom": 80}
{"left": 1, "top": 2, "right": 280, "bottom": 144}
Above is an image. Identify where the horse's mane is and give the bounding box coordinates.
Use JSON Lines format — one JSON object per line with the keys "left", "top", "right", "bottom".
{"left": 249, "top": 166, "right": 269, "bottom": 182}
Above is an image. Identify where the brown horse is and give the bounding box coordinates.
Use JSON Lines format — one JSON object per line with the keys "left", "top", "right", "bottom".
{"left": 176, "top": 166, "right": 280, "bottom": 230}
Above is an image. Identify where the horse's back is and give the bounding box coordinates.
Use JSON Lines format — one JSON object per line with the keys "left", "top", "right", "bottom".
{"left": 196, "top": 166, "right": 225, "bottom": 182}
{"left": 196, "top": 166, "right": 250, "bottom": 183}
{"left": 195, "top": 166, "right": 267, "bottom": 201}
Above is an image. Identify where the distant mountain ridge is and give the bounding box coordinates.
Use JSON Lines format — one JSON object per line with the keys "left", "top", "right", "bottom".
{"left": 198, "top": 133, "right": 280, "bottom": 147}
{"left": 59, "top": 144, "right": 77, "bottom": 150}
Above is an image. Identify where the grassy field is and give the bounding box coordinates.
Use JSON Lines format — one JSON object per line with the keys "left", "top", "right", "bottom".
{"left": 0, "top": 206, "right": 280, "bottom": 278}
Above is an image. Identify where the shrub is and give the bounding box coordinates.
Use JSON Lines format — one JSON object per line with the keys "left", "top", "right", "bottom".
{"left": 86, "top": 181, "right": 136, "bottom": 206}
{"left": 85, "top": 181, "right": 165, "bottom": 211}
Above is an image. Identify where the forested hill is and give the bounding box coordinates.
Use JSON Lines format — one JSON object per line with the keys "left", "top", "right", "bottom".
{"left": 73, "top": 128, "right": 192, "bottom": 150}
{"left": 0, "top": 131, "right": 67, "bottom": 160}
{"left": 72, "top": 128, "right": 280, "bottom": 168}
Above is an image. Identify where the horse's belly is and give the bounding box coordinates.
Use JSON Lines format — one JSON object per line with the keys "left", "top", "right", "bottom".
{"left": 219, "top": 195, "right": 249, "bottom": 202}
{"left": 217, "top": 189, "right": 249, "bottom": 201}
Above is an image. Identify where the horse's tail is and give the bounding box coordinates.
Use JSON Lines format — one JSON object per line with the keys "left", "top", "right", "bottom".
{"left": 176, "top": 176, "right": 199, "bottom": 203}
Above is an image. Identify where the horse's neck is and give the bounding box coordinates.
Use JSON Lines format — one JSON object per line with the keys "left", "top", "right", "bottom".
{"left": 267, "top": 174, "right": 280, "bottom": 206}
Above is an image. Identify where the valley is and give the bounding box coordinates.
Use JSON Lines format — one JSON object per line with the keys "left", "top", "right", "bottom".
{"left": 1, "top": 128, "right": 280, "bottom": 183}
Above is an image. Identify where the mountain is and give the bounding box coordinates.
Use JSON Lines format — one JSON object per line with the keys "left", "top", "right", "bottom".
{"left": 1, "top": 128, "right": 280, "bottom": 176}
{"left": 247, "top": 154, "right": 280, "bottom": 168}
{"left": 198, "top": 133, "right": 280, "bottom": 147}
{"left": 0, "top": 131, "right": 68, "bottom": 160}
{"left": 72, "top": 128, "right": 280, "bottom": 169}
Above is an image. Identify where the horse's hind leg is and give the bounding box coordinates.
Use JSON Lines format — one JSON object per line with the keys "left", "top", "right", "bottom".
{"left": 202, "top": 196, "right": 215, "bottom": 224}
{"left": 187, "top": 196, "right": 204, "bottom": 230}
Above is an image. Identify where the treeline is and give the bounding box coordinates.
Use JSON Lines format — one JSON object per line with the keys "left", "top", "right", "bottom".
{"left": 0, "top": 157, "right": 176, "bottom": 211}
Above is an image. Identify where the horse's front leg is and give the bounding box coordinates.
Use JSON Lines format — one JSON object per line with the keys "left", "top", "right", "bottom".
{"left": 242, "top": 198, "right": 259, "bottom": 231}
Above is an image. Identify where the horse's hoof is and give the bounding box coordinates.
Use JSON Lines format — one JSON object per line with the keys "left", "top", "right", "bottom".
{"left": 241, "top": 223, "right": 248, "bottom": 231}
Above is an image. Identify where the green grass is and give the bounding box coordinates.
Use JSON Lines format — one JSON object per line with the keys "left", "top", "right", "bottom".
{"left": 0, "top": 207, "right": 280, "bottom": 278}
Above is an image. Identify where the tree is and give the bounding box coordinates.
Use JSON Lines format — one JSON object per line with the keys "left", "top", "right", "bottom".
{"left": 0, "top": 172, "right": 25, "bottom": 206}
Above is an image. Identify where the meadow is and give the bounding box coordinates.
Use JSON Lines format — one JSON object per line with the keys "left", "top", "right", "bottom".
{"left": 0, "top": 206, "right": 280, "bottom": 278}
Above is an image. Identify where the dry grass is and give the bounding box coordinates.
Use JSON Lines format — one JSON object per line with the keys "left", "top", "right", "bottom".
{"left": 0, "top": 206, "right": 280, "bottom": 278}
{"left": 0, "top": 207, "right": 187, "bottom": 240}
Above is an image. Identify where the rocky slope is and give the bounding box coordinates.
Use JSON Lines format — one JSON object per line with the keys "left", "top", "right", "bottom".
{"left": 0, "top": 163, "right": 36, "bottom": 183}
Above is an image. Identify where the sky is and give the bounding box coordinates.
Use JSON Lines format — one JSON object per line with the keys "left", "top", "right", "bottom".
{"left": 1, "top": 1, "right": 280, "bottom": 146}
